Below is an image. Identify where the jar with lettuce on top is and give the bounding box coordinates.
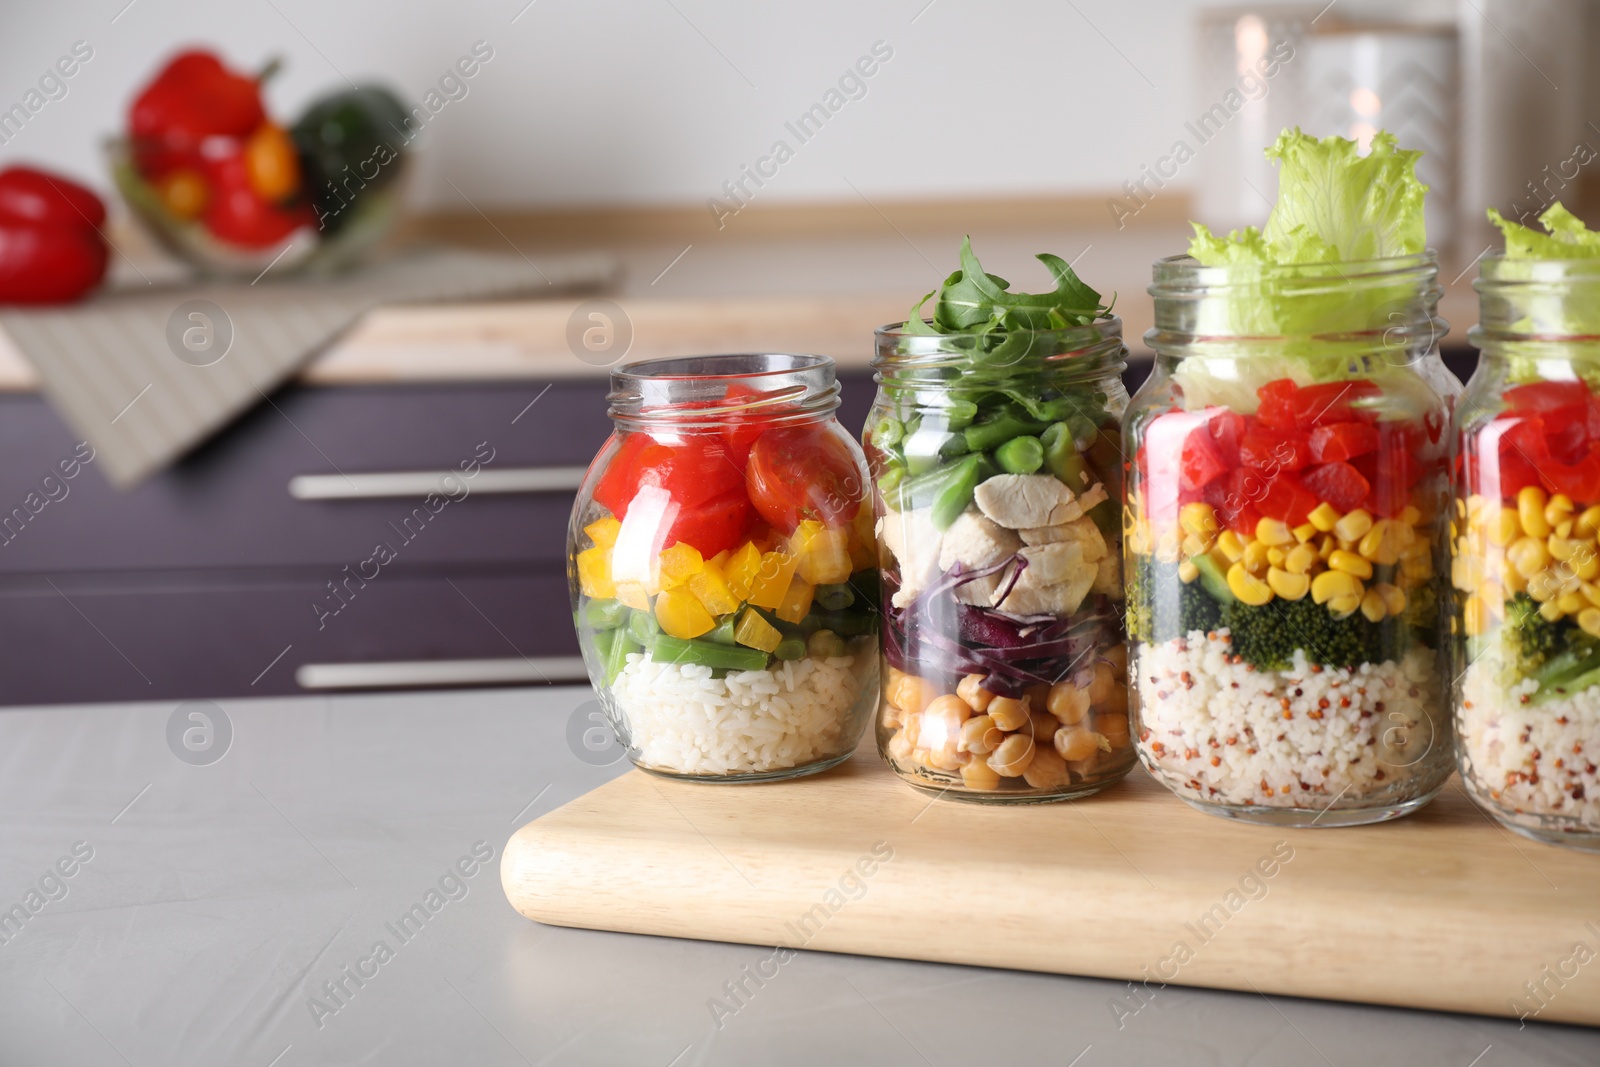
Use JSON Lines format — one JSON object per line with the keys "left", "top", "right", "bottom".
{"left": 1125, "top": 129, "right": 1458, "bottom": 826}
{"left": 1452, "top": 204, "right": 1600, "bottom": 851}
{"left": 867, "top": 239, "right": 1132, "bottom": 803}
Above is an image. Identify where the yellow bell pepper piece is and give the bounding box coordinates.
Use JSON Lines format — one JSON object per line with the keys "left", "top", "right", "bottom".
{"left": 733, "top": 607, "right": 782, "bottom": 653}
{"left": 775, "top": 578, "right": 814, "bottom": 623}
{"left": 658, "top": 542, "right": 704, "bottom": 589}
{"left": 688, "top": 564, "right": 740, "bottom": 617}
{"left": 655, "top": 587, "right": 715, "bottom": 639}
{"left": 849, "top": 506, "right": 877, "bottom": 571}
{"left": 614, "top": 580, "right": 651, "bottom": 611}
{"left": 724, "top": 542, "right": 763, "bottom": 601}
{"left": 575, "top": 546, "right": 615, "bottom": 599}
{"left": 583, "top": 516, "right": 622, "bottom": 549}
{"left": 791, "top": 520, "right": 852, "bottom": 586}
{"left": 747, "top": 551, "right": 799, "bottom": 610}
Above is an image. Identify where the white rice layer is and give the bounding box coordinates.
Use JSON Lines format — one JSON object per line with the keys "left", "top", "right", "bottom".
{"left": 1459, "top": 657, "right": 1600, "bottom": 828}
{"left": 611, "top": 652, "right": 873, "bottom": 775}
{"left": 1134, "top": 630, "right": 1441, "bottom": 807}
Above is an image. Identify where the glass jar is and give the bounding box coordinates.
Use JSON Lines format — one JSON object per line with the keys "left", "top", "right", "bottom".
{"left": 1452, "top": 258, "right": 1600, "bottom": 851}
{"left": 865, "top": 319, "right": 1134, "bottom": 802}
{"left": 569, "top": 354, "right": 880, "bottom": 782}
{"left": 1126, "top": 253, "right": 1457, "bottom": 825}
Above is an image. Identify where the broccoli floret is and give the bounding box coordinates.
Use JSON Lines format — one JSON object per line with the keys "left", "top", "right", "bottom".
{"left": 1504, "top": 593, "right": 1561, "bottom": 675}
{"left": 1220, "top": 596, "right": 1398, "bottom": 670}
{"left": 1180, "top": 583, "right": 1223, "bottom": 636}
{"left": 1126, "top": 556, "right": 1221, "bottom": 643}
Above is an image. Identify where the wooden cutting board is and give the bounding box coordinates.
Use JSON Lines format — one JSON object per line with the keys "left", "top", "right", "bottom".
{"left": 502, "top": 749, "right": 1600, "bottom": 1026}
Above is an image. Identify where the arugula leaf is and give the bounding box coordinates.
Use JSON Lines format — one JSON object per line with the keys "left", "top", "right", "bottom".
{"left": 909, "top": 236, "right": 1109, "bottom": 335}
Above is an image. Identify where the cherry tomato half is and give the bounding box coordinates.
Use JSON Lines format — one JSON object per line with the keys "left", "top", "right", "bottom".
{"left": 745, "top": 423, "right": 862, "bottom": 533}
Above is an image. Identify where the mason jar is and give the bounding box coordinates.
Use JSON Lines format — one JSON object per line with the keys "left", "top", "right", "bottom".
{"left": 1452, "top": 257, "right": 1600, "bottom": 851}
{"left": 866, "top": 319, "right": 1133, "bottom": 802}
{"left": 569, "top": 354, "right": 880, "bottom": 782}
{"left": 1126, "top": 253, "right": 1457, "bottom": 825}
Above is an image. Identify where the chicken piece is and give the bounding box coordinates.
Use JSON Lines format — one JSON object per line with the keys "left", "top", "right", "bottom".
{"left": 974, "top": 474, "right": 1079, "bottom": 529}
{"left": 996, "top": 566, "right": 1098, "bottom": 617}
{"left": 935, "top": 510, "right": 1021, "bottom": 608}
{"left": 1016, "top": 486, "right": 1110, "bottom": 543}
{"left": 1092, "top": 551, "right": 1122, "bottom": 599}
{"left": 1019, "top": 516, "right": 1108, "bottom": 560}
{"left": 878, "top": 506, "right": 942, "bottom": 608}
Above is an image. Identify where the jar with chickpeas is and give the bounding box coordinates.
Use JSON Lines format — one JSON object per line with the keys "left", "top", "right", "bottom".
{"left": 1452, "top": 250, "right": 1600, "bottom": 850}
{"left": 867, "top": 307, "right": 1134, "bottom": 803}
{"left": 1126, "top": 252, "right": 1457, "bottom": 825}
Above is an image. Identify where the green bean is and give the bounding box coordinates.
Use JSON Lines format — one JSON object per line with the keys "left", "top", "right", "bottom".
{"left": 931, "top": 453, "right": 988, "bottom": 530}
{"left": 807, "top": 629, "right": 847, "bottom": 658}
{"left": 871, "top": 416, "right": 904, "bottom": 450}
{"left": 705, "top": 616, "right": 738, "bottom": 645}
{"left": 651, "top": 634, "right": 772, "bottom": 671}
{"left": 938, "top": 433, "right": 970, "bottom": 458}
{"left": 577, "top": 598, "right": 629, "bottom": 631}
{"left": 964, "top": 414, "right": 1046, "bottom": 453}
{"left": 816, "top": 583, "right": 855, "bottom": 611}
{"left": 605, "top": 629, "right": 641, "bottom": 683}
{"left": 945, "top": 399, "right": 979, "bottom": 431}
{"left": 1041, "top": 422, "right": 1089, "bottom": 489}
{"left": 774, "top": 636, "right": 808, "bottom": 661}
{"left": 628, "top": 608, "right": 661, "bottom": 644}
{"left": 994, "top": 435, "right": 1044, "bottom": 474}
{"left": 876, "top": 464, "right": 906, "bottom": 498}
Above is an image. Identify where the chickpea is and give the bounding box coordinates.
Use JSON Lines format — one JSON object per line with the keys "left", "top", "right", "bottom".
{"left": 1022, "top": 745, "right": 1072, "bottom": 790}
{"left": 889, "top": 673, "right": 936, "bottom": 714}
{"left": 960, "top": 758, "right": 1002, "bottom": 791}
{"left": 1030, "top": 710, "right": 1060, "bottom": 745}
{"left": 900, "top": 711, "right": 923, "bottom": 750}
{"left": 881, "top": 701, "right": 902, "bottom": 729}
{"left": 1105, "top": 644, "right": 1127, "bottom": 673}
{"left": 886, "top": 728, "right": 913, "bottom": 762}
{"left": 1093, "top": 711, "right": 1131, "bottom": 749}
{"left": 884, "top": 665, "right": 907, "bottom": 695}
{"left": 919, "top": 696, "right": 970, "bottom": 752}
{"left": 959, "top": 714, "right": 1002, "bottom": 754}
{"left": 925, "top": 746, "right": 967, "bottom": 772}
{"left": 956, "top": 673, "right": 995, "bottom": 712}
{"left": 1054, "top": 725, "right": 1101, "bottom": 762}
{"left": 1047, "top": 682, "right": 1090, "bottom": 725}
{"left": 988, "top": 696, "right": 1029, "bottom": 731}
{"left": 1101, "top": 679, "right": 1129, "bottom": 716}
{"left": 988, "top": 733, "right": 1036, "bottom": 777}
{"left": 1087, "top": 661, "right": 1116, "bottom": 705}
{"left": 1025, "top": 683, "right": 1051, "bottom": 710}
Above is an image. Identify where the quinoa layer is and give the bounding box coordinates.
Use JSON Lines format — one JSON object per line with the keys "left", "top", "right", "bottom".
{"left": 1134, "top": 630, "right": 1444, "bottom": 808}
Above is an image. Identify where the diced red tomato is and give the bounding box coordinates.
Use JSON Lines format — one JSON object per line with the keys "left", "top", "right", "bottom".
{"left": 1302, "top": 462, "right": 1371, "bottom": 514}
{"left": 592, "top": 432, "right": 652, "bottom": 518}
{"left": 1504, "top": 381, "right": 1592, "bottom": 416}
{"left": 1239, "top": 426, "right": 1310, "bottom": 471}
{"left": 592, "top": 429, "right": 746, "bottom": 522}
{"left": 1308, "top": 421, "right": 1378, "bottom": 464}
{"left": 661, "top": 488, "right": 755, "bottom": 558}
{"left": 1218, "top": 467, "right": 1269, "bottom": 533}
{"left": 1255, "top": 471, "right": 1319, "bottom": 525}
{"left": 1206, "top": 410, "right": 1247, "bottom": 466}
{"left": 1255, "top": 379, "right": 1299, "bottom": 431}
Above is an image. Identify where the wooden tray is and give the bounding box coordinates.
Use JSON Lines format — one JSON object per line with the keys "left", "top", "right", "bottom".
{"left": 502, "top": 750, "right": 1600, "bottom": 1026}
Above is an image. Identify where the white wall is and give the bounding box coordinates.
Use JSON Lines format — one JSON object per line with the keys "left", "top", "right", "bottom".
{"left": 0, "top": 0, "right": 1458, "bottom": 211}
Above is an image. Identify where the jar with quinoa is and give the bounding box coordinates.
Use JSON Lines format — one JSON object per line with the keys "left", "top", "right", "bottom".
{"left": 1125, "top": 130, "right": 1457, "bottom": 826}
{"left": 1451, "top": 207, "right": 1600, "bottom": 851}
{"left": 868, "top": 239, "right": 1133, "bottom": 802}
{"left": 569, "top": 354, "right": 879, "bottom": 782}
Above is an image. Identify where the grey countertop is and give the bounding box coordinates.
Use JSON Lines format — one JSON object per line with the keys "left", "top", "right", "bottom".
{"left": 1, "top": 685, "right": 1596, "bottom": 1066}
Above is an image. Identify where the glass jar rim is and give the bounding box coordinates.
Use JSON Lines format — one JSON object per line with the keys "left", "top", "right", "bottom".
{"left": 1149, "top": 249, "right": 1440, "bottom": 293}
{"left": 607, "top": 352, "right": 839, "bottom": 427}
{"left": 872, "top": 317, "right": 1125, "bottom": 375}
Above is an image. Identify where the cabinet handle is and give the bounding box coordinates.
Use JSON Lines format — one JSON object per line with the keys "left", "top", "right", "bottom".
{"left": 289, "top": 467, "right": 588, "bottom": 500}
{"left": 296, "top": 656, "right": 589, "bottom": 689}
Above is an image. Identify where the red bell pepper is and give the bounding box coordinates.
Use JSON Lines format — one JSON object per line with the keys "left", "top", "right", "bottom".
{"left": 1239, "top": 425, "right": 1310, "bottom": 472}
{"left": 1255, "top": 379, "right": 1299, "bottom": 431}
{"left": 1255, "top": 471, "right": 1318, "bottom": 525}
{"left": 130, "top": 50, "right": 266, "bottom": 177}
{"left": 1291, "top": 380, "right": 1381, "bottom": 428}
{"left": 0, "top": 167, "right": 108, "bottom": 305}
{"left": 1302, "top": 461, "right": 1371, "bottom": 514}
{"left": 1308, "top": 421, "right": 1378, "bottom": 464}
{"left": 1179, "top": 420, "right": 1230, "bottom": 492}
{"left": 201, "top": 147, "right": 309, "bottom": 248}
{"left": 1206, "top": 409, "right": 1247, "bottom": 466}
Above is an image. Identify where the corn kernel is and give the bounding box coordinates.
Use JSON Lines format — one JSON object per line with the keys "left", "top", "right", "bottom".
{"left": 1216, "top": 530, "right": 1246, "bottom": 562}
{"left": 1329, "top": 549, "right": 1374, "bottom": 579}
{"left": 1292, "top": 523, "right": 1317, "bottom": 543}
{"left": 1267, "top": 546, "right": 1287, "bottom": 567}
{"left": 1508, "top": 536, "right": 1551, "bottom": 580}
{"left": 1547, "top": 493, "right": 1576, "bottom": 527}
{"left": 1540, "top": 598, "right": 1564, "bottom": 622}
{"left": 1527, "top": 569, "right": 1562, "bottom": 603}
{"left": 1558, "top": 519, "right": 1575, "bottom": 539}
{"left": 1581, "top": 608, "right": 1600, "bottom": 638}
{"left": 583, "top": 516, "right": 622, "bottom": 549}
{"left": 1578, "top": 544, "right": 1600, "bottom": 581}
{"left": 1318, "top": 535, "right": 1337, "bottom": 560}
{"left": 1375, "top": 582, "right": 1407, "bottom": 615}
{"left": 1549, "top": 535, "right": 1582, "bottom": 563}
{"left": 1255, "top": 517, "right": 1295, "bottom": 546}
{"left": 1334, "top": 509, "right": 1373, "bottom": 543}
{"left": 1178, "top": 559, "right": 1200, "bottom": 583}
{"left": 1519, "top": 486, "right": 1553, "bottom": 538}
{"left": 1227, "top": 562, "right": 1273, "bottom": 605}
{"left": 1327, "top": 593, "right": 1362, "bottom": 618}
{"left": 1180, "top": 502, "right": 1220, "bottom": 541}
{"left": 1311, "top": 569, "right": 1361, "bottom": 604}
{"left": 1243, "top": 540, "right": 1270, "bottom": 575}
{"left": 1467, "top": 494, "right": 1490, "bottom": 521}
{"left": 1181, "top": 533, "right": 1208, "bottom": 559}
{"left": 1356, "top": 520, "right": 1398, "bottom": 565}
{"left": 1285, "top": 543, "right": 1317, "bottom": 574}
{"left": 1401, "top": 504, "right": 1423, "bottom": 526}
{"left": 1267, "top": 567, "right": 1310, "bottom": 600}
{"left": 1308, "top": 502, "right": 1341, "bottom": 532}
{"left": 1577, "top": 506, "right": 1600, "bottom": 539}
{"left": 1559, "top": 591, "right": 1585, "bottom": 616}
{"left": 1360, "top": 588, "right": 1387, "bottom": 623}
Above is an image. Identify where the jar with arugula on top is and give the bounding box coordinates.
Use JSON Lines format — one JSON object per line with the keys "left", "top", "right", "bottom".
{"left": 570, "top": 354, "right": 880, "bottom": 782}
{"left": 1125, "top": 129, "right": 1458, "bottom": 826}
{"left": 867, "top": 239, "right": 1133, "bottom": 803}
{"left": 1452, "top": 204, "right": 1600, "bottom": 852}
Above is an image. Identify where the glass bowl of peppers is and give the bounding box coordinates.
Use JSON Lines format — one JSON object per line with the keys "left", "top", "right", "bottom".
{"left": 108, "top": 50, "right": 411, "bottom": 279}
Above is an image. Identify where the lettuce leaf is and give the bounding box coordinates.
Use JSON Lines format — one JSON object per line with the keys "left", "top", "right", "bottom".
{"left": 1485, "top": 202, "right": 1600, "bottom": 349}
{"left": 1489, "top": 202, "right": 1600, "bottom": 259}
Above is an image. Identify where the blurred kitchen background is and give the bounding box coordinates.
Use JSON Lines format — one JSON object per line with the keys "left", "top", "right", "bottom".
{"left": 0, "top": 0, "right": 1594, "bottom": 705}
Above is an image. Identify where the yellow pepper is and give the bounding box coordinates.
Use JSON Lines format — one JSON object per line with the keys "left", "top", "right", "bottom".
{"left": 583, "top": 516, "right": 622, "bottom": 549}
{"left": 790, "top": 520, "right": 852, "bottom": 585}
{"left": 734, "top": 607, "right": 782, "bottom": 653}
{"left": 747, "top": 551, "right": 799, "bottom": 610}
{"left": 658, "top": 543, "right": 704, "bottom": 588}
{"left": 724, "top": 542, "right": 763, "bottom": 601}
{"left": 655, "top": 587, "right": 715, "bottom": 639}
{"left": 575, "top": 546, "right": 615, "bottom": 599}
{"left": 687, "top": 562, "right": 740, "bottom": 617}
{"left": 775, "top": 578, "right": 814, "bottom": 623}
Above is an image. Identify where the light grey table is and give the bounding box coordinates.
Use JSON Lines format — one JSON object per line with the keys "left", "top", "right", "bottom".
{"left": 1, "top": 686, "right": 1596, "bottom": 1067}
